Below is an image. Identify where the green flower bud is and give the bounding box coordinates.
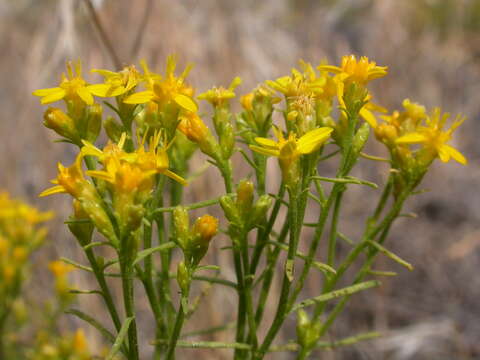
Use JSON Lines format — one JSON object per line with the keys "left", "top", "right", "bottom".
{"left": 220, "top": 122, "right": 235, "bottom": 159}
{"left": 352, "top": 121, "right": 370, "bottom": 155}
{"left": 296, "top": 310, "right": 322, "bottom": 350}
{"left": 67, "top": 199, "right": 93, "bottom": 246}
{"left": 220, "top": 195, "right": 241, "bottom": 225}
{"left": 104, "top": 116, "right": 124, "bottom": 143}
{"left": 248, "top": 194, "right": 272, "bottom": 229}
{"left": 85, "top": 103, "right": 102, "bottom": 143}
{"left": 236, "top": 179, "right": 254, "bottom": 217}
{"left": 177, "top": 261, "right": 190, "bottom": 294}
{"left": 173, "top": 206, "right": 190, "bottom": 250}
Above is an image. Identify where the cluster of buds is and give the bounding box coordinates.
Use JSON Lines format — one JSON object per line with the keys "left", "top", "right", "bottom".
{"left": 173, "top": 207, "right": 218, "bottom": 268}
{"left": 0, "top": 192, "right": 52, "bottom": 296}
{"left": 220, "top": 179, "right": 272, "bottom": 235}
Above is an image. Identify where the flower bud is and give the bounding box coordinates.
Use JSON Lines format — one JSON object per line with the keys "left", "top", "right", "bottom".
{"left": 173, "top": 206, "right": 190, "bottom": 250}
{"left": 236, "top": 179, "right": 254, "bottom": 217}
{"left": 43, "top": 107, "right": 78, "bottom": 142}
{"left": 296, "top": 309, "right": 321, "bottom": 350}
{"left": 192, "top": 215, "right": 218, "bottom": 247}
{"left": 352, "top": 121, "right": 370, "bottom": 155}
{"left": 68, "top": 200, "right": 94, "bottom": 246}
{"left": 220, "top": 122, "right": 235, "bottom": 159}
{"left": 85, "top": 103, "right": 102, "bottom": 142}
{"left": 248, "top": 194, "right": 272, "bottom": 229}
{"left": 220, "top": 195, "right": 241, "bottom": 225}
{"left": 240, "top": 93, "right": 254, "bottom": 111}
{"left": 177, "top": 260, "right": 190, "bottom": 294}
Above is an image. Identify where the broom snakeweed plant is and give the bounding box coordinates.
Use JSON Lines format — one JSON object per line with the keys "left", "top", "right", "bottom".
{"left": 34, "top": 55, "right": 466, "bottom": 359}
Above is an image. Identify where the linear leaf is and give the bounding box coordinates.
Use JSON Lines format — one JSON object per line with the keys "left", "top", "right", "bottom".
{"left": 106, "top": 316, "right": 134, "bottom": 360}
{"left": 366, "top": 240, "right": 413, "bottom": 271}
{"left": 133, "top": 242, "right": 176, "bottom": 266}
{"left": 291, "top": 280, "right": 380, "bottom": 312}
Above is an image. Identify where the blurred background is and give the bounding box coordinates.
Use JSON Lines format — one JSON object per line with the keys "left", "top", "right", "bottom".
{"left": 0, "top": 0, "right": 479, "bottom": 358}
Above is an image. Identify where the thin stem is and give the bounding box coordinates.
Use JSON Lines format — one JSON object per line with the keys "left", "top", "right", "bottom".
{"left": 166, "top": 299, "right": 187, "bottom": 360}
{"left": 255, "top": 188, "right": 299, "bottom": 359}
{"left": 82, "top": 0, "right": 122, "bottom": 69}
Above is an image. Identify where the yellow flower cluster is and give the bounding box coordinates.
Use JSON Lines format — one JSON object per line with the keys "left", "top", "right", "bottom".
{"left": 369, "top": 99, "right": 466, "bottom": 168}
{"left": 0, "top": 192, "right": 52, "bottom": 292}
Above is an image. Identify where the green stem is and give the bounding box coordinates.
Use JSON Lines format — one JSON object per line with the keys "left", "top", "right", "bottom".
{"left": 166, "top": 296, "right": 187, "bottom": 360}
{"left": 255, "top": 188, "right": 299, "bottom": 359}
{"left": 327, "top": 191, "right": 344, "bottom": 267}
{"left": 254, "top": 220, "right": 289, "bottom": 325}
{"left": 119, "top": 248, "right": 139, "bottom": 360}
{"left": 233, "top": 240, "right": 247, "bottom": 360}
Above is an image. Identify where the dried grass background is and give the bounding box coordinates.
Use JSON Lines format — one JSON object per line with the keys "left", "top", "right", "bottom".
{"left": 0, "top": 0, "right": 479, "bottom": 359}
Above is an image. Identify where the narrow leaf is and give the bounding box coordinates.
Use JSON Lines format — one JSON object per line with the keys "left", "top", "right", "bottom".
{"left": 133, "top": 242, "right": 176, "bottom": 266}
{"left": 66, "top": 309, "right": 116, "bottom": 345}
{"left": 106, "top": 317, "right": 134, "bottom": 360}
{"left": 366, "top": 240, "right": 413, "bottom": 271}
{"left": 291, "top": 280, "right": 380, "bottom": 312}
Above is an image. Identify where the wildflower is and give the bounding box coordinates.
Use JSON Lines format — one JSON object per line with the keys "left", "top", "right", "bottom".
{"left": 124, "top": 56, "right": 197, "bottom": 113}
{"left": 318, "top": 55, "right": 387, "bottom": 85}
{"left": 250, "top": 126, "right": 333, "bottom": 162}
{"left": 396, "top": 108, "right": 467, "bottom": 165}
{"left": 198, "top": 77, "right": 242, "bottom": 107}
{"left": 33, "top": 61, "right": 97, "bottom": 105}
{"left": 39, "top": 153, "right": 90, "bottom": 199}
{"left": 89, "top": 65, "right": 141, "bottom": 97}
{"left": 43, "top": 108, "right": 78, "bottom": 141}
{"left": 250, "top": 126, "right": 332, "bottom": 185}
{"left": 178, "top": 111, "right": 209, "bottom": 144}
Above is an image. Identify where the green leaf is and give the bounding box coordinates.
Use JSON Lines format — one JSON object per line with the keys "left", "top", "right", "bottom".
{"left": 311, "top": 176, "right": 378, "bottom": 189}
{"left": 106, "top": 317, "right": 134, "bottom": 360}
{"left": 69, "top": 289, "right": 103, "bottom": 296}
{"left": 133, "top": 242, "right": 176, "bottom": 266}
{"left": 366, "top": 240, "right": 413, "bottom": 271}
{"left": 291, "top": 280, "right": 380, "bottom": 313}
{"left": 195, "top": 265, "right": 220, "bottom": 272}
{"left": 66, "top": 309, "right": 116, "bottom": 346}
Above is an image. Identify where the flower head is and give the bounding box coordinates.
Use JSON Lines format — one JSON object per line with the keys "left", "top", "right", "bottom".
{"left": 33, "top": 61, "right": 97, "bottom": 105}
{"left": 198, "top": 77, "right": 242, "bottom": 107}
{"left": 318, "top": 55, "right": 387, "bottom": 85}
{"left": 396, "top": 108, "right": 467, "bottom": 165}
{"left": 124, "top": 56, "right": 197, "bottom": 113}
{"left": 89, "top": 65, "right": 141, "bottom": 97}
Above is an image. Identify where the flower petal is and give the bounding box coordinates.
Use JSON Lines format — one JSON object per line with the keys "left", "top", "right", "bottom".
{"left": 163, "top": 169, "right": 188, "bottom": 186}
{"left": 87, "top": 84, "right": 111, "bottom": 97}
{"left": 254, "top": 137, "right": 279, "bottom": 149}
{"left": 249, "top": 145, "right": 280, "bottom": 157}
{"left": 395, "top": 132, "right": 427, "bottom": 144}
{"left": 76, "top": 87, "right": 94, "bottom": 105}
{"left": 360, "top": 108, "right": 377, "bottom": 128}
{"left": 174, "top": 94, "right": 198, "bottom": 112}
{"left": 39, "top": 185, "right": 66, "bottom": 197}
{"left": 39, "top": 88, "right": 67, "bottom": 104}
{"left": 124, "top": 91, "right": 155, "bottom": 104}
{"left": 297, "top": 127, "right": 333, "bottom": 154}
{"left": 442, "top": 144, "right": 467, "bottom": 165}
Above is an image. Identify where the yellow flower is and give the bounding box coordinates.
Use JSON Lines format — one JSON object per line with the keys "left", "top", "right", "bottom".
{"left": 198, "top": 77, "right": 242, "bottom": 107}
{"left": 48, "top": 260, "right": 75, "bottom": 278}
{"left": 396, "top": 108, "right": 467, "bottom": 165}
{"left": 88, "top": 65, "right": 141, "bottom": 97}
{"left": 266, "top": 62, "right": 326, "bottom": 99}
{"left": 318, "top": 55, "right": 387, "bottom": 85}
{"left": 250, "top": 126, "right": 333, "bottom": 163}
{"left": 72, "top": 329, "right": 89, "bottom": 354}
{"left": 83, "top": 131, "right": 186, "bottom": 188}
{"left": 33, "top": 61, "right": 97, "bottom": 105}
{"left": 123, "top": 56, "right": 197, "bottom": 112}
{"left": 39, "top": 153, "right": 90, "bottom": 198}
